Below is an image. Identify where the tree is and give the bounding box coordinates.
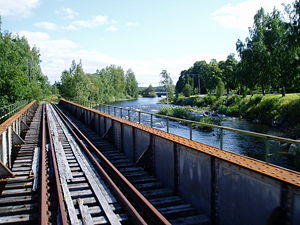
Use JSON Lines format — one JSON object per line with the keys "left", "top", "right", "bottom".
{"left": 203, "top": 60, "right": 222, "bottom": 94}
{"left": 0, "top": 22, "right": 50, "bottom": 105}
{"left": 219, "top": 54, "right": 238, "bottom": 94}
{"left": 159, "top": 70, "right": 174, "bottom": 103}
{"left": 175, "top": 71, "right": 186, "bottom": 94}
{"left": 125, "top": 69, "right": 139, "bottom": 98}
{"left": 59, "top": 61, "right": 139, "bottom": 104}
{"left": 216, "top": 78, "right": 225, "bottom": 98}
{"left": 141, "top": 85, "right": 156, "bottom": 97}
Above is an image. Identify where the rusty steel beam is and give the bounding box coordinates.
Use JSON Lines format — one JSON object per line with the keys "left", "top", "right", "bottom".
{"left": 40, "top": 105, "right": 49, "bottom": 224}
{"left": 0, "top": 161, "right": 15, "bottom": 179}
{"left": 0, "top": 160, "right": 14, "bottom": 179}
{"left": 46, "top": 107, "right": 69, "bottom": 225}
{"left": 60, "top": 99, "right": 300, "bottom": 188}
{"left": 53, "top": 104, "right": 170, "bottom": 225}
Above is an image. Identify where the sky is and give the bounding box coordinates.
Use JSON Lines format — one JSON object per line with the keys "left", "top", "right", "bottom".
{"left": 0, "top": 0, "right": 294, "bottom": 86}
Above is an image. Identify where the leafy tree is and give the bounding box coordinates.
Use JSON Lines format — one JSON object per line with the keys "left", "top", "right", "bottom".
{"left": 216, "top": 78, "right": 225, "bottom": 98}
{"left": 125, "top": 69, "right": 139, "bottom": 98}
{"left": 159, "top": 70, "right": 174, "bottom": 103}
{"left": 175, "top": 70, "right": 186, "bottom": 94}
{"left": 219, "top": 54, "right": 238, "bottom": 94}
{"left": 141, "top": 85, "right": 156, "bottom": 97}
{"left": 59, "top": 61, "right": 139, "bottom": 103}
{"left": 0, "top": 21, "right": 50, "bottom": 105}
{"left": 203, "top": 60, "right": 222, "bottom": 94}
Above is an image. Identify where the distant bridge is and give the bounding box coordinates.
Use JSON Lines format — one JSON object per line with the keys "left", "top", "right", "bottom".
{"left": 155, "top": 91, "right": 166, "bottom": 97}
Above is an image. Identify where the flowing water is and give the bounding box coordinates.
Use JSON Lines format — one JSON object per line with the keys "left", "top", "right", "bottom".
{"left": 98, "top": 97, "right": 299, "bottom": 171}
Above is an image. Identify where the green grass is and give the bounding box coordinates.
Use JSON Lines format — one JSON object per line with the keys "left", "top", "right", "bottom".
{"left": 173, "top": 93, "right": 300, "bottom": 137}
{"left": 39, "top": 94, "right": 61, "bottom": 104}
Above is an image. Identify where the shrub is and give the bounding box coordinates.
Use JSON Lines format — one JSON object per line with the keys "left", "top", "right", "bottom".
{"left": 224, "top": 95, "right": 242, "bottom": 106}
{"left": 227, "top": 105, "right": 240, "bottom": 116}
{"left": 203, "top": 95, "right": 217, "bottom": 105}
{"left": 218, "top": 105, "right": 227, "bottom": 114}
{"left": 172, "top": 107, "right": 190, "bottom": 119}
{"left": 158, "top": 106, "right": 173, "bottom": 116}
{"left": 182, "top": 84, "right": 193, "bottom": 97}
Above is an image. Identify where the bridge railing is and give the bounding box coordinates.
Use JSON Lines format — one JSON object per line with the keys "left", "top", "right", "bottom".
{"left": 78, "top": 101, "right": 300, "bottom": 169}
{"left": 0, "top": 100, "right": 28, "bottom": 123}
{"left": 0, "top": 101, "right": 37, "bottom": 177}
{"left": 60, "top": 99, "right": 300, "bottom": 225}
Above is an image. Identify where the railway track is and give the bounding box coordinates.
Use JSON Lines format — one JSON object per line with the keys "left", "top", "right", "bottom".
{"left": 46, "top": 104, "right": 132, "bottom": 224}
{"left": 53, "top": 104, "right": 210, "bottom": 225}
{"left": 49, "top": 104, "right": 173, "bottom": 224}
{"left": 0, "top": 103, "right": 210, "bottom": 224}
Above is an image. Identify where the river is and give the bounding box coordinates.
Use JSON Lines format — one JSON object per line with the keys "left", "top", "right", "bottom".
{"left": 100, "top": 97, "right": 298, "bottom": 171}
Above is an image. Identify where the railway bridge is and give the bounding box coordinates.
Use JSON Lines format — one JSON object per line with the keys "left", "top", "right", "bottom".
{"left": 0, "top": 100, "right": 299, "bottom": 225}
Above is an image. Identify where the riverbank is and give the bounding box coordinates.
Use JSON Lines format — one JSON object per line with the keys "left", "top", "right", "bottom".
{"left": 170, "top": 94, "right": 300, "bottom": 137}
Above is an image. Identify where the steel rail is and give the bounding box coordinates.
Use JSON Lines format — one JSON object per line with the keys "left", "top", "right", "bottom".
{"left": 53, "top": 104, "right": 171, "bottom": 225}
{"left": 45, "top": 106, "right": 69, "bottom": 225}
{"left": 40, "top": 105, "right": 49, "bottom": 224}
{"left": 96, "top": 103, "right": 300, "bottom": 145}
{"left": 52, "top": 104, "right": 148, "bottom": 225}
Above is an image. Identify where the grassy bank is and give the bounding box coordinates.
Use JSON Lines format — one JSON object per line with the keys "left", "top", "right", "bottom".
{"left": 173, "top": 94, "right": 300, "bottom": 137}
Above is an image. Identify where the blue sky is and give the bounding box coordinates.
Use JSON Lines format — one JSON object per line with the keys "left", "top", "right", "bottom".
{"left": 0, "top": 0, "right": 293, "bottom": 86}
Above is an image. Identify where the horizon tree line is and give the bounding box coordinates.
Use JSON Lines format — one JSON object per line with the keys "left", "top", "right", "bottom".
{"left": 175, "top": 1, "right": 300, "bottom": 97}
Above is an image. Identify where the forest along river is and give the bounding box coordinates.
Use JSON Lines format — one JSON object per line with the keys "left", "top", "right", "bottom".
{"left": 97, "top": 97, "right": 298, "bottom": 172}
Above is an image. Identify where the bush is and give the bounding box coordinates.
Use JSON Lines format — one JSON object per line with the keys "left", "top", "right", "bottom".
{"left": 203, "top": 95, "right": 217, "bottom": 106}
{"left": 218, "top": 105, "right": 228, "bottom": 114}
{"left": 158, "top": 106, "right": 173, "bottom": 116}
{"left": 240, "top": 94, "right": 263, "bottom": 115}
{"left": 182, "top": 84, "right": 193, "bottom": 97}
{"left": 172, "top": 107, "right": 190, "bottom": 119}
{"left": 193, "top": 117, "right": 219, "bottom": 132}
{"left": 158, "top": 106, "right": 191, "bottom": 119}
{"left": 227, "top": 105, "right": 240, "bottom": 116}
{"left": 224, "top": 95, "right": 242, "bottom": 106}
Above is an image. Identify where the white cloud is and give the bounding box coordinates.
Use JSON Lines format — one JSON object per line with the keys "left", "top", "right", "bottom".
{"left": 126, "top": 22, "right": 139, "bottom": 27}
{"left": 72, "top": 15, "right": 108, "bottom": 28}
{"left": 106, "top": 25, "right": 119, "bottom": 32}
{"left": 211, "top": 0, "right": 294, "bottom": 30}
{"left": 34, "top": 22, "right": 59, "bottom": 30}
{"left": 33, "top": 15, "right": 109, "bottom": 31}
{"left": 56, "top": 7, "right": 78, "bottom": 19}
{"left": 18, "top": 30, "right": 227, "bottom": 86}
{"left": 0, "top": 0, "right": 39, "bottom": 17}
